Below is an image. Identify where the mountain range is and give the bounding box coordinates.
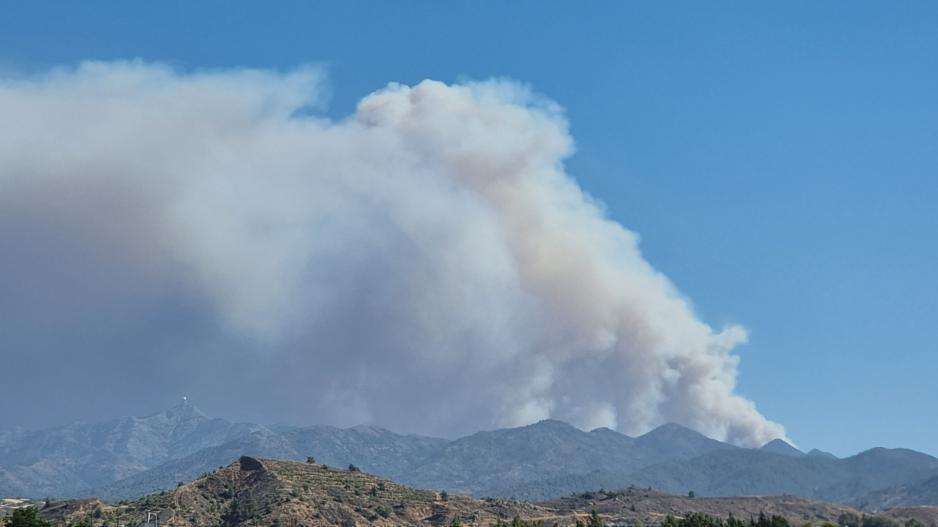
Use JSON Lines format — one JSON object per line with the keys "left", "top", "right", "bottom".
{"left": 3, "top": 401, "right": 938, "bottom": 509}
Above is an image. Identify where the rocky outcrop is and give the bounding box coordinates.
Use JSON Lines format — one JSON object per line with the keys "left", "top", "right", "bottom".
{"left": 238, "top": 456, "right": 266, "bottom": 472}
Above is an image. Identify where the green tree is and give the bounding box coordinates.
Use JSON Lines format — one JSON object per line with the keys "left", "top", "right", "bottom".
{"left": 861, "top": 517, "right": 899, "bottom": 527}
{"left": 683, "top": 512, "right": 725, "bottom": 527}
{"left": 753, "top": 512, "right": 792, "bottom": 527}
{"left": 727, "top": 514, "right": 747, "bottom": 527}
{"left": 222, "top": 496, "right": 257, "bottom": 527}
{"left": 588, "top": 509, "right": 604, "bottom": 527}
{"left": 5, "top": 508, "right": 50, "bottom": 527}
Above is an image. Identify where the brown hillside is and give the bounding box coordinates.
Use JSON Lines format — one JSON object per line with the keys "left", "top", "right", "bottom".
{"left": 37, "top": 457, "right": 938, "bottom": 527}
{"left": 43, "top": 457, "right": 550, "bottom": 527}
{"left": 542, "top": 488, "right": 860, "bottom": 524}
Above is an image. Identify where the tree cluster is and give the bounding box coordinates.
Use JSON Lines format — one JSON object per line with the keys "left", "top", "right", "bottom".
{"left": 490, "top": 509, "right": 605, "bottom": 527}
{"left": 662, "top": 512, "right": 791, "bottom": 527}
{"left": 4, "top": 508, "right": 50, "bottom": 527}
{"left": 660, "top": 512, "right": 919, "bottom": 527}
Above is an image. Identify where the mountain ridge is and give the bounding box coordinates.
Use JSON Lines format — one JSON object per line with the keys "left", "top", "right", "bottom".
{"left": 3, "top": 405, "right": 938, "bottom": 508}
{"left": 760, "top": 439, "right": 804, "bottom": 458}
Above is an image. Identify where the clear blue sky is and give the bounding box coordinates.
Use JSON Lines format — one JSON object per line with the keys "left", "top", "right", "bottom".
{"left": 2, "top": 1, "right": 936, "bottom": 457}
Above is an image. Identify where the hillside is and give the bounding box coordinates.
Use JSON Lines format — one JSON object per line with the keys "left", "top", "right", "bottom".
{"left": 37, "top": 458, "right": 938, "bottom": 527}
{"left": 402, "top": 420, "right": 657, "bottom": 496}
{"left": 86, "top": 419, "right": 769, "bottom": 501}
{"left": 42, "top": 457, "right": 549, "bottom": 527}
{"left": 492, "top": 447, "right": 938, "bottom": 503}
{"left": 606, "top": 447, "right": 938, "bottom": 504}
{"left": 853, "top": 476, "right": 938, "bottom": 512}
{"left": 542, "top": 488, "right": 859, "bottom": 524}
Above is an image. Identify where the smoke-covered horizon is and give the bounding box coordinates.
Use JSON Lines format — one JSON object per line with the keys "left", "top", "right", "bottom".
{"left": 0, "top": 62, "right": 786, "bottom": 446}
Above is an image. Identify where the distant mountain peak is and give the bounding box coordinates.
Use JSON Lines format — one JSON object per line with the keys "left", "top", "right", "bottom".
{"left": 589, "top": 426, "right": 623, "bottom": 436}
{"left": 349, "top": 424, "right": 393, "bottom": 435}
{"left": 640, "top": 422, "right": 705, "bottom": 439}
{"left": 630, "top": 422, "right": 736, "bottom": 462}
{"left": 760, "top": 438, "right": 804, "bottom": 457}
{"left": 807, "top": 448, "right": 838, "bottom": 459}
{"left": 529, "top": 418, "right": 578, "bottom": 429}
{"left": 157, "top": 398, "right": 209, "bottom": 421}
{"left": 500, "top": 419, "right": 581, "bottom": 435}
{"left": 658, "top": 422, "right": 690, "bottom": 430}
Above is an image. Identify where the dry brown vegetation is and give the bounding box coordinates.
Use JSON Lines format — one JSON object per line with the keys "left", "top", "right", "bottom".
{"left": 36, "top": 457, "right": 938, "bottom": 527}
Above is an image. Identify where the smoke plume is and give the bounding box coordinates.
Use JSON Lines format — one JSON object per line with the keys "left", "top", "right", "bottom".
{"left": 0, "top": 62, "right": 785, "bottom": 445}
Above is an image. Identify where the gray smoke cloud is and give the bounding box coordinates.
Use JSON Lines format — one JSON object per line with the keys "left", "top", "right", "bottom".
{"left": 0, "top": 62, "right": 786, "bottom": 446}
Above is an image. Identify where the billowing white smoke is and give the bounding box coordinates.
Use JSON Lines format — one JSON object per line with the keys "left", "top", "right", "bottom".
{"left": 0, "top": 62, "right": 785, "bottom": 445}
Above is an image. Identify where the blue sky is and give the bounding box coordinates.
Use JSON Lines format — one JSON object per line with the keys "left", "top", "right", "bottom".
{"left": 2, "top": 2, "right": 936, "bottom": 456}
